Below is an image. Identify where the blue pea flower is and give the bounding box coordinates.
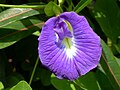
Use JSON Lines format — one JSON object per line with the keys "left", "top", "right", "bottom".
{"left": 38, "top": 12, "right": 102, "bottom": 80}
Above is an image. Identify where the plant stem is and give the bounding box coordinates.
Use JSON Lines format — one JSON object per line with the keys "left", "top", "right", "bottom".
{"left": 29, "top": 57, "right": 39, "bottom": 85}
{"left": 0, "top": 4, "right": 45, "bottom": 8}
{"left": 72, "top": 80, "right": 87, "bottom": 90}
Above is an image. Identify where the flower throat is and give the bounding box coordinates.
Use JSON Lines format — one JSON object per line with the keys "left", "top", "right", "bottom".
{"left": 54, "top": 18, "right": 73, "bottom": 49}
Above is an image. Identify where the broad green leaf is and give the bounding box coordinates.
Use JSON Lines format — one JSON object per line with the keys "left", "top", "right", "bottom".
{"left": 32, "top": 67, "right": 51, "bottom": 86}
{"left": 51, "top": 72, "right": 100, "bottom": 90}
{"left": 51, "top": 74, "right": 73, "bottom": 90}
{"left": 114, "top": 37, "right": 120, "bottom": 54}
{"left": 53, "top": 3, "right": 63, "bottom": 16}
{"left": 114, "top": 44, "right": 120, "bottom": 54}
{"left": 92, "top": 0, "right": 120, "bottom": 43}
{"left": 75, "top": 72, "right": 101, "bottom": 90}
{"left": 6, "top": 73, "right": 24, "bottom": 87}
{"left": 44, "top": 1, "right": 63, "bottom": 16}
{"left": 44, "top": 2, "right": 55, "bottom": 16}
{"left": 10, "top": 81, "right": 32, "bottom": 90}
{"left": 0, "top": 82, "right": 4, "bottom": 90}
{"left": 115, "top": 57, "right": 120, "bottom": 82}
{"left": 74, "top": 0, "right": 92, "bottom": 13}
{"left": 115, "top": 57, "right": 120, "bottom": 67}
{"left": 0, "top": 17, "right": 44, "bottom": 49}
{"left": 101, "top": 40, "right": 120, "bottom": 89}
{"left": 0, "top": 7, "right": 44, "bottom": 27}
{"left": 39, "top": 68, "right": 51, "bottom": 86}
{"left": 95, "top": 69, "right": 114, "bottom": 90}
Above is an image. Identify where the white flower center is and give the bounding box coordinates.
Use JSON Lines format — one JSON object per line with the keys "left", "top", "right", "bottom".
{"left": 66, "top": 46, "right": 77, "bottom": 58}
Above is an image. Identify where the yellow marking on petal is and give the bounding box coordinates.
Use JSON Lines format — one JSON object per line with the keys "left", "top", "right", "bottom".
{"left": 63, "top": 38, "right": 72, "bottom": 49}
{"left": 62, "top": 20, "right": 73, "bottom": 49}
{"left": 64, "top": 20, "right": 73, "bottom": 32}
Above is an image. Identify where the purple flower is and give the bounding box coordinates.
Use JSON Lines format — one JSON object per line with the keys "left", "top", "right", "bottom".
{"left": 38, "top": 12, "right": 102, "bottom": 80}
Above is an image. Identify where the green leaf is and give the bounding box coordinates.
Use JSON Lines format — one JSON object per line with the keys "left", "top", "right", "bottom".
{"left": 115, "top": 57, "right": 120, "bottom": 67}
{"left": 39, "top": 68, "right": 51, "bottom": 86}
{"left": 115, "top": 57, "right": 120, "bottom": 81}
{"left": 100, "top": 40, "right": 120, "bottom": 89}
{"left": 53, "top": 3, "right": 63, "bottom": 16}
{"left": 51, "top": 72, "right": 101, "bottom": 90}
{"left": 44, "top": 2, "right": 55, "bottom": 16}
{"left": 75, "top": 72, "right": 101, "bottom": 90}
{"left": 95, "top": 69, "right": 114, "bottom": 90}
{"left": 10, "top": 81, "right": 32, "bottom": 90}
{"left": 6, "top": 73, "right": 24, "bottom": 87}
{"left": 0, "top": 82, "right": 4, "bottom": 90}
{"left": 51, "top": 75, "right": 73, "bottom": 90}
{"left": 0, "top": 17, "right": 44, "bottom": 49}
{"left": 92, "top": 0, "right": 120, "bottom": 43}
{"left": 74, "top": 0, "right": 92, "bottom": 13}
{"left": 114, "top": 44, "right": 120, "bottom": 54}
{"left": 114, "top": 38, "right": 120, "bottom": 54}
{"left": 0, "top": 7, "right": 44, "bottom": 49}
{"left": 44, "top": 1, "right": 63, "bottom": 16}
{"left": 0, "top": 8, "right": 44, "bottom": 27}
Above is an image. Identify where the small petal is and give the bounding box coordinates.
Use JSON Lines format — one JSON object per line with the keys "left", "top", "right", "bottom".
{"left": 38, "top": 12, "right": 102, "bottom": 80}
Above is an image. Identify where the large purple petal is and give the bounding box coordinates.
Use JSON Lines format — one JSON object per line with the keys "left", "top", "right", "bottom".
{"left": 60, "top": 12, "right": 102, "bottom": 75}
{"left": 38, "top": 12, "right": 102, "bottom": 80}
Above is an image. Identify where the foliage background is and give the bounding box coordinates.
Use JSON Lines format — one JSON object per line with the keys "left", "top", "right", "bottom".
{"left": 0, "top": 0, "right": 120, "bottom": 90}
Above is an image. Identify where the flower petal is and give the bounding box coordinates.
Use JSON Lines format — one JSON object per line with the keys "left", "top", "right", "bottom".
{"left": 38, "top": 12, "right": 102, "bottom": 80}
{"left": 60, "top": 12, "right": 102, "bottom": 75}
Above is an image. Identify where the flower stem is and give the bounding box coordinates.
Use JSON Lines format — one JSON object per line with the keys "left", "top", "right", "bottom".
{"left": 29, "top": 57, "right": 39, "bottom": 85}
{"left": 73, "top": 80, "right": 87, "bottom": 90}
{"left": 0, "top": 4, "right": 45, "bottom": 8}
